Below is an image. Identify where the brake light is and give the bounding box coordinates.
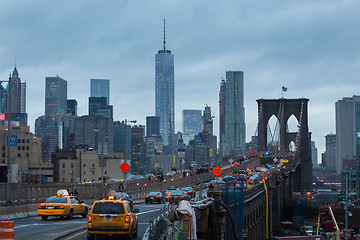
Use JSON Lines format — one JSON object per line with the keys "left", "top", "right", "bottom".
{"left": 169, "top": 196, "right": 173, "bottom": 198}
{"left": 118, "top": 197, "right": 122, "bottom": 201}
{"left": 187, "top": 191, "right": 190, "bottom": 193}
{"left": 59, "top": 205, "right": 65, "bottom": 209}
{"left": 146, "top": 196, "right": 148, "bottom": 198}
{"left": 180, "top": 196, "right": 184, "bottom": 198}
{"left": 38, "top": 204, "right": 42, "bottom": 209}
{"left": 87, "top": 215, "right": 92, "bottom": 223}
{"left": 156, "top": 196, "right": 160, "bottom": 198}
{"left": 124, "top": 215, "right": 130, "bottom": 223}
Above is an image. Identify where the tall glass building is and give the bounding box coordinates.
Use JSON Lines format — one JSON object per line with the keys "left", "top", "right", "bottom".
{"left": 223, "top": 71, "right": 246, "bottom": 156}
{"left": 155, "top": 20, "right": 174, "bottom": 146}
{"left": 45, "top": 76, "right": 67, "bottom": 121}
{"left": 90, "top": 79, "right": 110, "bottom": 105}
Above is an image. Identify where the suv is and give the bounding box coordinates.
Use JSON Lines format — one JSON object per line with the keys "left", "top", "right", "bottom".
{"left": 87, "top": 196, "right": 139, "bottom": 240}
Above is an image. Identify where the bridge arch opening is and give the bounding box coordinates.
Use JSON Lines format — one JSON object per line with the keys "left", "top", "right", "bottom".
{"left": 289, "top": 140, "right": 296, "bottom": 152}
{"left": 287, "top": 114, "right": 299, "bottom": 133}
{"left": 267, "top": 115, "right": 280, "bottom": 152}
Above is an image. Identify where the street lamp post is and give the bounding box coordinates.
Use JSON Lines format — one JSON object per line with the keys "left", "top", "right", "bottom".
{"left": 124, "top": 119, "right": 136, "bottom": 179}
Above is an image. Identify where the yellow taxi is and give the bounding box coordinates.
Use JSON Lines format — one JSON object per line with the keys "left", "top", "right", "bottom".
{"left": 87, "top": 195, "right": 139, "bottom": 240}
{"left": 37, "top": 190, "right": 89, "bottom": 220}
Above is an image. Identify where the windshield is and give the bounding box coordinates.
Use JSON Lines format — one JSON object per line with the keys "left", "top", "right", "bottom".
{"left": 45, "top": 197, "right": 68, "bottom": 203}
{"left": 149, "top": 192, "right": 161, "bottom": 196}
{"left": 92, "top": 202, "right": 125, "bottom": 214}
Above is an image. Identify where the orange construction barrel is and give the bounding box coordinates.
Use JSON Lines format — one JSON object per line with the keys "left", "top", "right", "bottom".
{"left": 0, "top": 219, "right": 14, "bottom": 239}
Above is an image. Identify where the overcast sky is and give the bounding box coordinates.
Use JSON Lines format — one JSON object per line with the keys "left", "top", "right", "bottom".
{"left": 1, "top": 1, "right": 359, "bottom": 162}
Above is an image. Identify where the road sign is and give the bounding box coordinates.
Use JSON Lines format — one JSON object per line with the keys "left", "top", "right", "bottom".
{"left": 191, "top": 161, "right": 197, "bottom": 167}
{"left": 229, "top": 155, "right": 234, "bottom": 159}
{"left": 212, "top": 166, "right": 223, "bottom": 177}
{"left": 119, "top": 161, "right": 130, "bottom": 173}
{"left": 6, "top": 135, "right": 18, "bottom": 147}
{"left": 233, "top": 162, "right": 238, "bottom": 167}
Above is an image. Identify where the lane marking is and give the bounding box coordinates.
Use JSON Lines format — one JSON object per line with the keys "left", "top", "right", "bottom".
{"left": 64, "top": 230, "right": 86, "bottom": 240}
{"left": 136, "top": 209, "right": 161, "bottom": 215}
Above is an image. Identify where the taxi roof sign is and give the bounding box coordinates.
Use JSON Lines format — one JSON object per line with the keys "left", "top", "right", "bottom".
{"left": 57, "top": 189, "right": 70, "bottom": 196}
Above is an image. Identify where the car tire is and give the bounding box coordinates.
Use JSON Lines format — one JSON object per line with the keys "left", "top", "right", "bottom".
{"left": 133, "top": 222, "right": 138, "bottom": 238}
{"left": 67, "top": 209, "right": 73, "bottom": 220}
{"left": 87, "top": 233, "right": 94, "bottom": 240}
{"left": 41, "top": 215, "right": 48, "bottom": 220}
{"left": 145, "top": 201, "right": 148, "bottom": 204}
{"left": 82, "top": 208, "right": 88, "bottom": 218}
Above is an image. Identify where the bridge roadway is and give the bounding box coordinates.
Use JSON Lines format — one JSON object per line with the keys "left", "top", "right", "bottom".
{"left": 2, "top": 156, "right": 297, "bottom": 239}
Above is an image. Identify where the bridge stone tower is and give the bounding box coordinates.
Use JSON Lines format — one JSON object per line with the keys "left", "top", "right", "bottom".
{"left": 257, "top": 98, "right": 312, "bottom": 192}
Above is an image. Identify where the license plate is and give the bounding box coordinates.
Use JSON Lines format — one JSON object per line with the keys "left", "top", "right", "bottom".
{"left": 47, "top": 206, "right": 54, "bottom": 209}
{"left": 150, "top": 197, "right": 154, "bottom": 199}
{"left": 104, "top": 218, "right": 112, "bottom": 222}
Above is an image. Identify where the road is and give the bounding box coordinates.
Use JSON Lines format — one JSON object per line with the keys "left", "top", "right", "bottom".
{"left": 13, "top": 203, "right": 166, "bottom": 240}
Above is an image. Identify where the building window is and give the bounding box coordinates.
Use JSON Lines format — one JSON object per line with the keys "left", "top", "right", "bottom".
{"left": 26, "top": 139, "right": 29, "bottom": 143}
{"left": 70, "top": 170, "right": 73, "bottom": 175}
{"left": 18, "top": 139, "right": 20, "bottom": 143}
{"left": 83, "top": 171, "right": 86, "bottom": 175}
{"left": 18, "top": 146, "right": 20, "bottom": 150}
{"left": 22, "top": 139, "right": 25, "bottom": 143}
{"left": 26, "top": 146, "right": 29, "bottom": 150}
{"left": 17, "top": 154, "right": 20, "bottom": 157}
{"left": 62, "top": 163, "right": 65, "bottom": 168}
{"left": 105, "top": 171, "right": 107, "bottom": 174}
{"left": 22, "top": 146, "right": 25, "bottom": 150}
{"left": 83, "top": 164, "right": 85, "bottom": 167}
{"left": 92, "top": 164, "right": 94, "bottom": 167}
{"left": 62, "top": 170, "right": 65, "bottom": 175}
{"left": 71, "top": 163, "right": 74, "bottom": 168}
{"left": 62, "top": 178, "right": 65, "bottom": 182}
{"left": 26, "top": 153, "right": 29, "bottom": 157}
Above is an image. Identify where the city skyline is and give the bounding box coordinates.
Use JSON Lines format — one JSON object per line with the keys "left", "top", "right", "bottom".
{"left": 1, "top": 1, "right": 360, "bottom": 160}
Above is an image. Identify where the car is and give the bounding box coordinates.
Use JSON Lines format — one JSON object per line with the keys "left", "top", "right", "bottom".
{"left": 37, "top": 190, "right": 89, "bottom": 220}
{"left": 168, "top": 191, "right": 191, "bottom": 204}
{"left": 87, "top": 195, "right": 139, "bottom": 240}
{"left": 165, "top": 186, "right": 180, "bottom": 201}
{"left": 166, "top": 171, "right": 176, "bottom": 176}
{"left": 107, "top": 190, "right": 134, "bottom": 206}
{"left": 223, "top": 176, "right": 238, "bottom": 184}
{"left": 145, "top": 192, "right": 165, "bottom": 204}
{"left": 180, "top": 187, "right": 195, "bottom": 198}
{"left": 208, "top": 180, "right": 225, "bottom": 189}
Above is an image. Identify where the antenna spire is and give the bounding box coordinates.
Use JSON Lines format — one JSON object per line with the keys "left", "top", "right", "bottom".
{"left": 163, "top": 19, "right": 166, "bottom": 51}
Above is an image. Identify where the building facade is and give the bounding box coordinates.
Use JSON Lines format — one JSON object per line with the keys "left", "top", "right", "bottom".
{"left": 131, "top": 125, "right": 146, "bottom": 174}
{"left": 183, "top": 110, "right": 202, "bottom": 144}
{"left": 146, "top": 116, "right": 160, "bottom": 137}
{"left": 0, "top": 126, "right": 43, "bottom": 183}
{"left": 90, "top": 79, "right": 110, "bottom": 105}
{"left": 222, "top": 71, "right": 246, "bottom": 156}
{"left": 311, "top": 141, "right": 318, "bottom": 166}
{"left": 325, "top": 133, "right": 336, "bottom": 171}
{"left": 155, "top": 22, "right": 174, "bottom": 146}
{"left": 335, "top": 96, "right": 360, "bottom": 175}
{"left": 45, "top": 76, "right": 67, "bottom": 121}
{"left": 67, "top": 99, "right": 77, "bottom": 116}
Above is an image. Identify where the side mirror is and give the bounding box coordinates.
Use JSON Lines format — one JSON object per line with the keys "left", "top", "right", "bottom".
{"left": 134, "top": 208, "right": 140, "bottom": 213}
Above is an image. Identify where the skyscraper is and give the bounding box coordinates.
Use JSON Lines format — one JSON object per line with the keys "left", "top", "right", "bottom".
{"left": 336, "top": 96, "right": 360, "bottom": 175}
{"left": 67, "top": 99, "right": 77, "bottom": 116}
{"left": 90, "top": 79, "right": 110, "bottom": 105}
{"left": 183, "top": 110, "right": 202, "bottom": 144}
{"left": 45, "top": 76, "right": 67, "bottom": 121}
{"left": 219, "top": 79, "right": 226, "bottom": 157}
{"left": 222, "top": 71, "right": 246, "bottom": 156}
{"left": 146, "top": 116, "right": 160, "bottom": 137}
{"left": 325, "top": 133, "right": 336, "bottom": 170}
{"left": 155, "top": 20, "right": 174, "bottom": 146}
{"left": 1, "top": 66, "right": 27, "bottom": 126}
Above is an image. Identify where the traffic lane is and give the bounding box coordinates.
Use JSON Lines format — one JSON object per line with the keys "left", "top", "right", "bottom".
{"left": 14, "top": 215, "right": 86, "bottom": 240}
{"left": 57, "top": 203, "right": 165, "bottom": 240}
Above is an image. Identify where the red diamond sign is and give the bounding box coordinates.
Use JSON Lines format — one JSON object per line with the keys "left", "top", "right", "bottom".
{"left": 119, "top": 161, "right": 130, "bottom": 173}
{"left": 212, "top": 166, "right": 223, "bottom": 177}
{"left": 233, "top": 162, "right": 238, "bottom": 167}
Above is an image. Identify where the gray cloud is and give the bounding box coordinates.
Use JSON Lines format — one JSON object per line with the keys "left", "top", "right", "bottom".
{"left": 1, "top": 0, "right": 360, "bottom": 162}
